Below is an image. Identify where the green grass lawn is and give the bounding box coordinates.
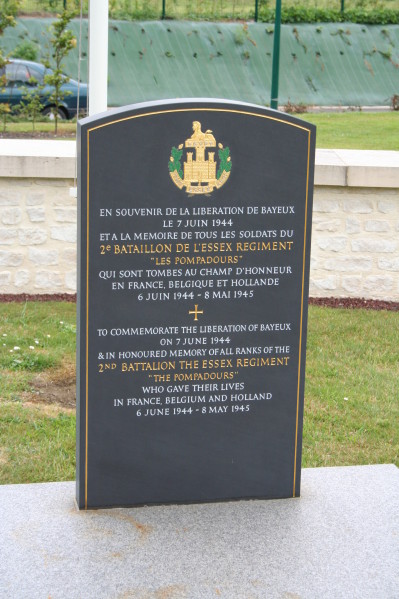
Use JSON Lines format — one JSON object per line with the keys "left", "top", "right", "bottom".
{"left": 1, "top": 120, "right": 77, "bottom": 138}
{"left": 304, "top": 112, "right": 399, "bottom": 151}
{"left": 2, "top": 112, "right": 398, "bottom": 149}
{"left": 0, "top": 302, "right": 76, "bottom": 483}
{"left": 0, "top": 301, "right": 398, "bottom": 484}
{"left": 304, "top": 306, "right": 399, "bottom": 467}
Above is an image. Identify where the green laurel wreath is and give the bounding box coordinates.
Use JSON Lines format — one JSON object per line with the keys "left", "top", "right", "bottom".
{"left": 217, "top": 146, "right": 231, "bottom": 180}
{"left": 169, "top": 144, "right": 232, "bottom": 182}
{"left": 168, "top": 146, "right": 183, "bottom": 178}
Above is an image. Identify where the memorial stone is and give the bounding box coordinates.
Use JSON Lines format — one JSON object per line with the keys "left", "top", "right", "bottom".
{"left": 76, "top": 99, "right": 316, "bottom": 509}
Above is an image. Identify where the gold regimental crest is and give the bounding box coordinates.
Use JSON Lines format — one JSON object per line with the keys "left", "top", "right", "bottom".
{"left": 168, "top": 121, "right": 232, "bottom": 194}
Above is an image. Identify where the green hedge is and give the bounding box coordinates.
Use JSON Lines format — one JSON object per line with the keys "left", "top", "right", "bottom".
{"left": 259, "top": 7, "right": 399, "bottom": 25}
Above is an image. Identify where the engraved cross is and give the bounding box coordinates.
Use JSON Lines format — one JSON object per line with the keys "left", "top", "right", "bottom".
{"left": 188, "top": 305, "right": 204, "bottom": 321}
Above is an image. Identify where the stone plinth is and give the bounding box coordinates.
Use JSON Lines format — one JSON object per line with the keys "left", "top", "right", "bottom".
{"left": 0, "top": 465, "right": 398, "bottom": 598}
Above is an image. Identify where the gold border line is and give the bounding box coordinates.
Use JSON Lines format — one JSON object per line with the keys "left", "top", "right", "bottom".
{"left": 85, "top": 107, "right": 313, "bottom": 507}
{"left": 85, "top": 129, "right": 90, "bottom": 510}
{"left": 87, "top": 107, "right": 311, "bottom": 134}
{"left": 293, "top": 128, "right": 312, "bottom": 497}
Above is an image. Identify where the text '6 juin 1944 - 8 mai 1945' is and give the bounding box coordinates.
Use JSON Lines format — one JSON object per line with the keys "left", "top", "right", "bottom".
{"left": 76, "top": 98, "right": 316, "bottom": 510}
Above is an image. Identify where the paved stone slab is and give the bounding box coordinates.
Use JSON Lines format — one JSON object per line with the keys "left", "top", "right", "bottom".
{"left": 0, "top": 465, "right": 398, "bottom": 599}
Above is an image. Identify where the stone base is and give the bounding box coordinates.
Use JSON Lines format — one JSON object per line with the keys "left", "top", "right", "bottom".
{"left": 1, "top": 465, "right": 398, "bottom": 599}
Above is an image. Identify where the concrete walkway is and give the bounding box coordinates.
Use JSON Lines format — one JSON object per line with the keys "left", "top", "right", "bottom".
{"left": 1, "top": 464, "right": 398, "bottom": 598}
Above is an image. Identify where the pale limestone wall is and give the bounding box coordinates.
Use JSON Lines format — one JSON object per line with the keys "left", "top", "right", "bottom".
{"left": 0, "top": 141, "right": 398, "bottom": 300}
{"left": 0, "top": 177, "right": 76, "bottom": 293}
{"left": 311, "top": 187, "right": 399, "bottom": 300}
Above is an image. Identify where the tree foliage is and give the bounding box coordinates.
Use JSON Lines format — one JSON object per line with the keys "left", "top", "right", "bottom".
{"left": 13, "top": 40, "right": 38, "bottom": 61}
{"left": 44, "top": 9, "right": 76, "bottom": 133}
{"left": 0, "top": 0, "right": 21, "bottom": 72}
{"left": 0, "top": 0, "right": 20, "bottom": 36}
{"left": 18, "top": 78, "right": 44, "bottom": 131}
{"left": 0, "top": 101, "right": 11, "bottom": 132}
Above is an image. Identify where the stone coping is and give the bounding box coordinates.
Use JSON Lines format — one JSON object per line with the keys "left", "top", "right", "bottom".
{"left": 315, "top": 149, "right": 399, "bottom": 188}
{"left": 0, "top": 140, "right": 76, "bottom": 180}
{"left": 0, "top": 465, "right": 398, "bottom": 598}
{"left": 0, "top": 140, "right": 398, "bottom": 188}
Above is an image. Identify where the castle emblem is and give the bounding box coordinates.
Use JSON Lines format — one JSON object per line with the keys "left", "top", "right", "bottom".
{"left": 169, "top": 121, "right": 232, "bottom": 194}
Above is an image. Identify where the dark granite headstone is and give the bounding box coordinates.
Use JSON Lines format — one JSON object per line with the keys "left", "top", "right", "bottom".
{"left": 76, "top": 99, "right": 316, "bottom": 509}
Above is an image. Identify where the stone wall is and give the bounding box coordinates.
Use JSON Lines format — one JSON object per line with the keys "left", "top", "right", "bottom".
{"left": 311, "top": 186, "right": 399, "bottom": 299}
{"left": 0, "top": 176, "right": 76, "bottom": 292}
{"left": 0, "top": 141, "right": 398, "bottom": 300}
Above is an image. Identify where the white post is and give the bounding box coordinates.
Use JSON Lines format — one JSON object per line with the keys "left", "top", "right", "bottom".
{"left": 88, "top": 0, "right": 109, "bottom": 115}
